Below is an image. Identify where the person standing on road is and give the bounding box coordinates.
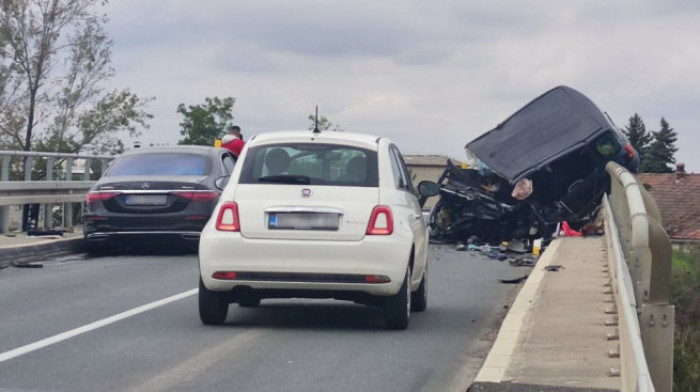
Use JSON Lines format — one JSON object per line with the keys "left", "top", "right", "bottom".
{"left": 221, "top": 125, "right": 245, "bottom": 158}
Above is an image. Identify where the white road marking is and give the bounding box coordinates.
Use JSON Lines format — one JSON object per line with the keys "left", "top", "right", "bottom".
{"left": 0, "top": 288, "right": 198, "bottom": 364}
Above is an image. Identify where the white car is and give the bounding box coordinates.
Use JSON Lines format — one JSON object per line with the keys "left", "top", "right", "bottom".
{"left": 198, "top": 130, "right": 430, "bottom": 329}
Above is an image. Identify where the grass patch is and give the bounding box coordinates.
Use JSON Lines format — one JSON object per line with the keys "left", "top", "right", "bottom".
{"left": 672, "top": 244, "right": 700, "bottom": 391}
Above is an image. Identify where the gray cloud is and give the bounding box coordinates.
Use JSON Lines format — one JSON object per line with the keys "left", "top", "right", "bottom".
{"left": 104, "top": 0, "right": 700, "bottom": 170}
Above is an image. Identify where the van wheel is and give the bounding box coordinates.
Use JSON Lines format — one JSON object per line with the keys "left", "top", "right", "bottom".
{"left": 411, "top": 266, "right": 427, "bottom": 312}
{"left": 199, "top": 278, "right": 229, "bottom": 325}
{"left": 384, "top": 268, "right": 411, "bottom": 330}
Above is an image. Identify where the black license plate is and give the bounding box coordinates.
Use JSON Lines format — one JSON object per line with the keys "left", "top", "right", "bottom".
{"left": 125, "top": 195, "right": 168, "bottom": 206}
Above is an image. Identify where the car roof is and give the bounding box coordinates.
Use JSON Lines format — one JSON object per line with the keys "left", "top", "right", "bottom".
{"left": 119, "top": 145, "right": 225, "bottom": 157}
{"left": 249, "top": 130, "right": 382, "bottom": 150}
{"left": 466, "top": 85, "right": 615, "bottom": 184}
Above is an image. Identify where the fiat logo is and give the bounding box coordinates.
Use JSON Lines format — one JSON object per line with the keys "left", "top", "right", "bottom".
{"left": 300, "top": 188, "right": 312, "bottom": 198}
{"left": 141, "top": 182, "right": 151, "bottom": 189}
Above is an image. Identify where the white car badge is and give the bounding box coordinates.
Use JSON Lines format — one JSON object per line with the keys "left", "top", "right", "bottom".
{"left": 141, "top": 182, "right": 151, "bottom": 189}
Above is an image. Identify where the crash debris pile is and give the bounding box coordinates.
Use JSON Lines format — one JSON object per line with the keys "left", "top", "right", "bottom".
{"left": 425, "top": 85, "right": 638, "bottom": 245}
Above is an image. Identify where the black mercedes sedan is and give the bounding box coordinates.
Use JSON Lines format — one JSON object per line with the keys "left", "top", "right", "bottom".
{"left": 83, "top": 146, "right": 236, "bottom": 254}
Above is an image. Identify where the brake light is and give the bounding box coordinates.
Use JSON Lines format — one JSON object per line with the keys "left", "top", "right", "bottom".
{"left": 366, "top": 206, "right": 393, "bottom": 235}
{"left": 623, "top": 143, "right": 636, "bottom": 160}
{"left": 171, "top": 190, "right": 218, "bottom": 202}
{"left": 216, "top": 202, "right": 240, "bottom": 232}
{"left": 85, "top": 191, "right": 121, "bottom": 204}
{"left": 212, "top": 271, "right": 237, "bottom": 280}
{"left": 365, "top": 275, "right": 391, "bottom": 283}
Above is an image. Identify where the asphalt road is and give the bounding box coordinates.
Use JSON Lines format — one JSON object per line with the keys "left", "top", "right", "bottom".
{"left": 0, "top": 245, "right": 524, "bottom": 392}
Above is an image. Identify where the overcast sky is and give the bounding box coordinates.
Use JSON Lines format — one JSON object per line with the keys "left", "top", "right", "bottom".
{"left": 104, "top": 0, "right": 700, "bottom": 171}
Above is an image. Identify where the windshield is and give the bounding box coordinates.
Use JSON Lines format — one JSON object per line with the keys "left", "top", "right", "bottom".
{"left": 239, "top": 143, "right": 378, "bottom": 187}
{"left": 107, "top": 153, "right": 210, "bottom": 176}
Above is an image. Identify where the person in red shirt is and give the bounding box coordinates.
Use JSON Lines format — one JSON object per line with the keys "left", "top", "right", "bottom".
{"left": 221, "top": 125, "right": 245, "bottom": 158}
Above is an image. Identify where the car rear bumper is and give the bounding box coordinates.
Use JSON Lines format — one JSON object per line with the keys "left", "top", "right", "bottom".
{"left": 199, "top": 232, "right": 412, "bottom": 297}
{"left": 85, "top": 231, "right": 201, "bottom": 242}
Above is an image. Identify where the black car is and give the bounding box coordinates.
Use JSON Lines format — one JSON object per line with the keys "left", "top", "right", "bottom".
{"left": 425, "top": 85, "right": 639, "bottom": 243}
{"left": 83, "top": 146, "right": 236, "bottom": 253}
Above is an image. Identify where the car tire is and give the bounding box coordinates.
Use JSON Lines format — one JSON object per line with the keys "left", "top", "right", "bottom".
{"left": 384, "top": 268, "right": 411, "bottom": 330}
{"left": 238, "top": 297, "right": 261, "bottom": 308}
{"left": 198, "top": 278, "right": 229, "bottom": 325}
{"left": 411, "top": 266, "right": 427, "bottom": 312}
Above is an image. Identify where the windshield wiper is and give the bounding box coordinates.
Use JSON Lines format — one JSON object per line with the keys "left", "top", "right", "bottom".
{"left": 257, "top": 175, "right": 311, "bottom": 184}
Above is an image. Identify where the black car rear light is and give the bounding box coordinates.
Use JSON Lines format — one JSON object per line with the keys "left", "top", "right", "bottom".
{"left": 171, "top": 190, "right": 218, "bottom": 202}
{"left": 85, "top": 191, "right": 121, "bottom": 204}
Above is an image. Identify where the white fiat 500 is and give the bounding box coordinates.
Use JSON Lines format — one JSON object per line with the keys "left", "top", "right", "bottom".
{"left": 198, "top": 130, "right": 430, "bottom": 329}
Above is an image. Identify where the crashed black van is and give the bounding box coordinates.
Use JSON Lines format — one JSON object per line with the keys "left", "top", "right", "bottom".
{"left": 423, "top": 86, "right": 639, "bottom": 243}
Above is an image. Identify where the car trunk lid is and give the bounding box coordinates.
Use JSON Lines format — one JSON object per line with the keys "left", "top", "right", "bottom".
{"left": 93, "top": 175, "right": 211, "bottom": 213}
{"left": 234, "top": 184, "right": 378, "bottom": 241}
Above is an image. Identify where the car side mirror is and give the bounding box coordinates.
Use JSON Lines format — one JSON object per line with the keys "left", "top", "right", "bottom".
{"left": 214, "top": 175, "right": 231, "bottom": 190}
{"left": 417, "top": 181, "right": 440, "bottom": 207}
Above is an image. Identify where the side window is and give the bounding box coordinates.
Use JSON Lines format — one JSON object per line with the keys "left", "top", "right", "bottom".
{"left": 388, "top": 148, "right": 404, "bottom": 189}
{"left": 222, "top": 154, "right": 235, "bottom": 174}
{"left": 394, "top": 147, "right": 414, "bottom": 192}
{"left": 389, "top": 145, "right": 412, "bottom": 192}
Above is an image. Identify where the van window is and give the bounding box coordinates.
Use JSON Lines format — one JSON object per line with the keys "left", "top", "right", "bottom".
{"left": 239, "top": 143, "right": 378, "bottom": 187}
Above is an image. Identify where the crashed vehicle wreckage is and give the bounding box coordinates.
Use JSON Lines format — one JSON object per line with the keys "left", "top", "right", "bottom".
{"left": 418, "top": 85, "right": 639, "bottom": 243}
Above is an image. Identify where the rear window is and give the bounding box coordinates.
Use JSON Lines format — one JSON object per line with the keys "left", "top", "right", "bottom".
{"left": 107, "top": 153, "right": 210, "bottom": 176}
{"left": 239, "top": 143, "right": 378, "bottom": 187}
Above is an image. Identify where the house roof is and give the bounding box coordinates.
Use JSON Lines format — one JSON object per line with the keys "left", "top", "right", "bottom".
{"left": 635, "top": 173, "right": 700, "bottom": 240}
{"left": 403, "top": 155, "right": 461, "bottom": 167}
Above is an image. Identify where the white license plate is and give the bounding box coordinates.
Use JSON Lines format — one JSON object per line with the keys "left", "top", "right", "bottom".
{"left": 125, "top": 195, "right": 168, "bottom": 206}
{"left": 269, "top": 213, "right": 339, "bottom": 230}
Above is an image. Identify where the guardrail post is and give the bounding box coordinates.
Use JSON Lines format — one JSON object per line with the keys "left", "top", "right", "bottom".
{"left": 0, "top": 157, "right": 9, "bottom": 233}
{"left": 83, "top": 159, "right": 92, "bottom": 181}
{"left": 44, "top": 157, "right": 56, "bottom": 229}
{"left": 64, "top": 158, "right": 74, "bottom": 229}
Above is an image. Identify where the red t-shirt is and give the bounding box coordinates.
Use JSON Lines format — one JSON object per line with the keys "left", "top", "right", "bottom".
{"left": 222, "top": 138, "right": 245, "bottom": 157}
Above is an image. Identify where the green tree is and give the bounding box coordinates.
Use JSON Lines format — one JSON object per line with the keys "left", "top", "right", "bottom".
{"left": 623, "top": 113, "right": 652, "bottom": 169}
{"left": 308, "top": 113, "right": 342, "bottom": 132}
{"left": 0, "top": 0, "right": 153, "bottom": 155}
{"left": 642, "top": 117, "right": 678, "bottom": 173}
{"left": 178, "top": 97, "right": 236, "bottom": 145}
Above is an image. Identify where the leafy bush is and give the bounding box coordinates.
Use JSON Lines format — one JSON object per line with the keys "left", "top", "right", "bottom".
{"left": 672, "top": 244, "right": 700, "bottom": 391}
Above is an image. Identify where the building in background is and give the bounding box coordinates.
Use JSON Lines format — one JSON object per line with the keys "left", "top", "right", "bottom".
{"left": 403, "top": 155, "right": 462, "bottom": 210}
{"left": 636, "top": 164, "right": 700, "bottom": 243}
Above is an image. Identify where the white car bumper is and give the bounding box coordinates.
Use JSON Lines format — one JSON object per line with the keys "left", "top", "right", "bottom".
{"left": 199, "top": 232, "right": 411, "bottom": 297}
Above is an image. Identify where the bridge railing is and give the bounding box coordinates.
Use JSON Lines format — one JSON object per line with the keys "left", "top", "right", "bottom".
{"left": 0, "top": 151, "right": 114, "bottom": 233}
{"left": 604, "top": 161, "right": 674, "bottom": 392}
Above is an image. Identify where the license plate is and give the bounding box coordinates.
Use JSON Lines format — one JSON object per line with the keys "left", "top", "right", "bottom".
{"left": 268, "top": 213, "right": 339, "bottom": 231}
{"left": 125, "top": 195, "right": 168, "bottom": 206}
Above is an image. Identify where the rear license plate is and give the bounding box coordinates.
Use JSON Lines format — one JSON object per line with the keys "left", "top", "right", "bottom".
{"left": 124, "top": 195, "right": 168, "bottom": 206}
{"left": 268, "top": 213, "right": 340, "bottom": 231}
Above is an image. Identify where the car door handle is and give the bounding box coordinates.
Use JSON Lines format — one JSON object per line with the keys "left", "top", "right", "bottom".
{"left": 413, "top": 213, "right": 422, "bottom": 220}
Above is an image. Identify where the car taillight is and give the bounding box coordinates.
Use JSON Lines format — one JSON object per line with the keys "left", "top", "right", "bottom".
{"left": 85, "top": 191, "right": 121, "bottom": 204}
{"left": 623, "top": 143, "right": 636, "bottom": 160}
{"left": 216, "top": 202, "right": 240, "bottom": 232}
{"left": 366, "top": 205, "right": 393, "bottom": 235}
{"left": 212, "top": 271, "right": 237, "bottom": 280}
{"left": 171, "top": 190, "right": 218, "bottom": 202}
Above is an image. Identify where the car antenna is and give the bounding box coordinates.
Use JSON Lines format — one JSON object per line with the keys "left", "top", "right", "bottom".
{"left": 313, "top": 105, "right": 321, "bottom": 134}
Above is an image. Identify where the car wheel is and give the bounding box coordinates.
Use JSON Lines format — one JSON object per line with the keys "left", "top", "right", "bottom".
{"left": 198, "top": 278, "right": 229, "bottom": 325}
{"left": 411, "top": 266, "right": 427, "bottom": 312}
{"left": 384, "top": 268, "right": 411, "bottom": 330}
{"left": 238, "top": 296, "right": 261, "bottom": 308}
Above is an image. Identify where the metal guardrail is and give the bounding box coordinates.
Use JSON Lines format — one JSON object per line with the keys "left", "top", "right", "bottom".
{"left": 604, "top": 161, "right": 674, "bottom": 392}
{"left": 0, "top": 151, "right": 114, "bottom": 233}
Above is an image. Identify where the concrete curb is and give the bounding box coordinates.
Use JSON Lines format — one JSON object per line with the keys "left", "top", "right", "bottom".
{"left": 469, "top": 381, "right": 617, "bottom": 392}
{"left": 469, "top": 239, "right": 561, "bottom": 385}
{"left": 0, "top": 237, "right": 85, "bottom": 266}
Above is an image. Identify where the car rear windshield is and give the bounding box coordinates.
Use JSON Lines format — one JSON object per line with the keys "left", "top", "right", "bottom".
{"left": 239, "top": 143, "right": 378, "bottom": 187}
{"left": 107, "top": 153, "right": 210, "bottom": 176}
